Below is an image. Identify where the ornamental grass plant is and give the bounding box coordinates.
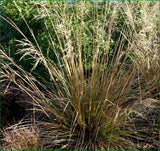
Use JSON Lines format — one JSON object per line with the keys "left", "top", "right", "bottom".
{"left": 1, "top": 1, "right": 159, "bottom": 150}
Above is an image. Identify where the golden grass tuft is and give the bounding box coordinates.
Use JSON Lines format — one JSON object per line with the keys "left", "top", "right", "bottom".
{"left": 1, "top": 1, "right": 159, "bottom": 150}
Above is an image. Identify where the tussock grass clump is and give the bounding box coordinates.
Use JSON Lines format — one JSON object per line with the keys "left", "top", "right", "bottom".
{"left": 1, "top": 1, "right": 159, "bottom": 150}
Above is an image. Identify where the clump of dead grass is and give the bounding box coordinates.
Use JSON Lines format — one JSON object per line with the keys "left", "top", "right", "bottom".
{"left": 1, "top": 123, "right": 39, "bottom": 150}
